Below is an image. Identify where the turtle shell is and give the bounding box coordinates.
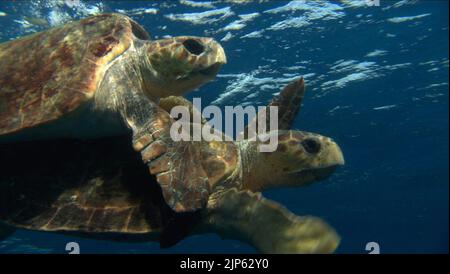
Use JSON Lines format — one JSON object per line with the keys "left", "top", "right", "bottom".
{"left": 0, "top": 13, "right": 150, "bottom": 136}
{"left": 0, "top": 135, "right": 171, "bottom": 238}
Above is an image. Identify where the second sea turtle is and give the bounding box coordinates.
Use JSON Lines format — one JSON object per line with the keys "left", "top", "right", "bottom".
{"left": 0, "top": 78, "right": 345, "bottom": 253}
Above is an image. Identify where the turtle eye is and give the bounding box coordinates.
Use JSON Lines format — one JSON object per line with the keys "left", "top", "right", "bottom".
{"left": 301, "top": 138, "right": 321, "bottom": 154}
{"left": 183, "top": 39, "right": 205, "bottom": 55}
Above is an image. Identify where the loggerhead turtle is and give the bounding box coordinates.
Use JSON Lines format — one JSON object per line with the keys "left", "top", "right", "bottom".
{"left": 0, "top": 13, "right": 226, "bottom": 208}
{"left": 0, "top": 78, "right": 345, "bottom": 253}
{"left": 0, "top": 13, "right": 226, "bottom": 142}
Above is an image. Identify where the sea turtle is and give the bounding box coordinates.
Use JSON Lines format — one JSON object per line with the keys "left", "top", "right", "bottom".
{"left": 0, "top": 78, "right": 345, "bottom": 253}
{"left": 0, "top": 13, "right": 226, "bottom": 207}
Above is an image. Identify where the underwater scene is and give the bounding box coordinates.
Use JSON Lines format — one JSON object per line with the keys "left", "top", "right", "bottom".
{"left": 0, "top": 0, "right": 448, "bottom": 254}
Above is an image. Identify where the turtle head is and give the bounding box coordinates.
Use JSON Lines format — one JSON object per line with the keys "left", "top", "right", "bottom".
{"left": 142, "top": 36, "right": 226, "bottom": 98}
{"left": 241, "top": 130, "right": 345, "bottom": 192}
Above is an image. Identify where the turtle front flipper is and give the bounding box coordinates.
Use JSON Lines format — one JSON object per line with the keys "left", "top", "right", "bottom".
{"left": 158, "top": 96, "right": 208, "bottom": 125}
{"left": 268, "top": 77, "right": 306, "bottom": 130}
{"left": 118, "top": 90, "right": 216, "bottom": 213}
{"left": 202, "top": 188, "right": 340, "bottom": 254}
{"left": 142, "top": 135, "right": 238, "bottom": 214}
{"left": 241, "top": 77, "right": 306, "bottom": 139}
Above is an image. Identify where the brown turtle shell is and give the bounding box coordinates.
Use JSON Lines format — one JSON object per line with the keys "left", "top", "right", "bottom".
{"left": 0, "top": 13, "right": 150, "bottom": 136}
{"left": 0, "top": 135, "right": 170, "bottom": 237}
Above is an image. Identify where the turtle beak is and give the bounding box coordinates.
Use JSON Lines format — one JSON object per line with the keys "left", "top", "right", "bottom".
{"left": 213, "top": 40, "right": 227, "bottom": 65}
{"left": 195, "top": 39, "right": 226, "bottom": 78}
{"left": 291, "top": 166, "right": 338, "bottom": 183}
{"left": 289, "top": 137, "right": 345, "bottom": 185}
{"left": 326, "top": 140, "right": 345, "bottom": 166}
{"left": 205, "top": 38, "right": 227, "bottom": 65}
{"left": 198, "top": 63, "right": 222, "bottom": 76}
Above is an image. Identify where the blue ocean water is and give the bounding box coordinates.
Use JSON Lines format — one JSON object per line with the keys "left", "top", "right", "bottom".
{"left": 0, "top": 0, "right": 448, "bottom": 254}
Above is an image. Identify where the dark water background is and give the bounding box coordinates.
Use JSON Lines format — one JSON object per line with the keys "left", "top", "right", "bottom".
{"left": 0, "top": 0, "right": 448, "bottom": 253}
